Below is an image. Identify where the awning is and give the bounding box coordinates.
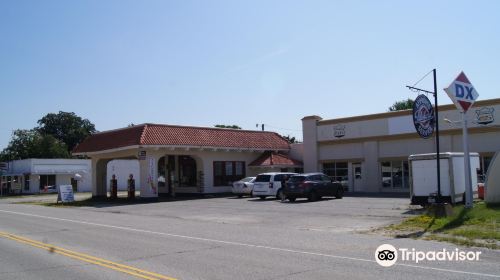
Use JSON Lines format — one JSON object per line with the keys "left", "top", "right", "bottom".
{"left": 249, "top": 152, "right": 302, "bottom": 168}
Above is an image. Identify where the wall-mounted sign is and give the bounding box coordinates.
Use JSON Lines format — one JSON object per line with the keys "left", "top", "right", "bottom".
{"left": 476, "top": 107, "right": 495, "bottom": 125}
{"left": 138, "top": 150, "right": 146, "bottom": 160}
{"left": 412, "top": 94, "right": 435, "bottom": 139}
{"left": 444, "top": 72, "right": 479, "bottom": 113}
{"left": 333, "top": 124, "right": 346, "bottom": 138}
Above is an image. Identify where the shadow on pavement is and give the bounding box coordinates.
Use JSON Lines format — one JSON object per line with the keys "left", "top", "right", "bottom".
{"left": 343, "top": 192, "right": 409, "bottom": 198}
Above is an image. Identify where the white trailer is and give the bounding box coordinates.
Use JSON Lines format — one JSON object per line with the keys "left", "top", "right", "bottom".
{"left": 409, "top": 152, "right": 479, "bottom": 205}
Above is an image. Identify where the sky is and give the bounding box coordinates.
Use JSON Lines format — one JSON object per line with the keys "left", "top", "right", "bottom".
{"left": 1, "top": 0, "right": 499, "bottom": 149}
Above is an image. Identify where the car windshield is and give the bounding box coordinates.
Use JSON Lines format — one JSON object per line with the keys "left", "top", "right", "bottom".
{"left": 288, "top": 176, "right": 306, "bottom": 183}
{"left": 240, "top": 177, "right": 254, "bottom": 183}
{"left": 255, "top": 175, "right": 271, "bottom": 182}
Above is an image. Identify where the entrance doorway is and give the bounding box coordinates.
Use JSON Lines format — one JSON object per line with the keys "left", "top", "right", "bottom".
{"left": 352, "top": 163, "right": 363, "bottom": 192}
{"left": 158, "top": 155, "right": 197, "bottom": 195}
{"left": 158, "top": 156, "right": 176, "bottom": 195}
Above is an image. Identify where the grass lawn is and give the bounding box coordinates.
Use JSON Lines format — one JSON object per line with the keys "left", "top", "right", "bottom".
{"left": 15, "top": 198, "right": 98, "bottom": 207}
{"left": 14, "top": 196, "right": 145, "bottom": 207}
{"left": 387, "top": 202, "right": 500, "bottom": 249}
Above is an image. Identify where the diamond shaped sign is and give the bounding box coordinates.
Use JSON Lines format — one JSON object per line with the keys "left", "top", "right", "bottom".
{"left": 444, "top": 72, "right": 479, "bottom": 113}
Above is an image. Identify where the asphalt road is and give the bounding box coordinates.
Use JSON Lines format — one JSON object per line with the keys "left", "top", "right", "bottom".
{"left": 0, "top": 194, "right": 499, "bottom": 280}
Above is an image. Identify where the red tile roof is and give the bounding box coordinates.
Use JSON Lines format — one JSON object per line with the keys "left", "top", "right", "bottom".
{"left": 73, "top": 123, "right": 290, "bottom": 154}
{"left": 249, "top": 152, "right": 302, "bottom": 167}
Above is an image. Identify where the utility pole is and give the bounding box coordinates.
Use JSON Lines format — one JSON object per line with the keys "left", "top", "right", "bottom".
{"left": 407, "top": 68, "right": 441, "bottom": 203}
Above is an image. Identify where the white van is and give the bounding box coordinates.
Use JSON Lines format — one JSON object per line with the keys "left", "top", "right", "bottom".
{"left": 252, "top": 172, "right": 297, "bottom": 200}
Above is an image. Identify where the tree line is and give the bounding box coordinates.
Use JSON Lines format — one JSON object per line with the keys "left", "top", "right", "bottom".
{"left": 0, "top": 112, "right": 96, "bottom": 161}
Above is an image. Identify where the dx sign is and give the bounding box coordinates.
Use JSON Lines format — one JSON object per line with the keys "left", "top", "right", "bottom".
{"left": 454, "top": 84, "right": 475, "bottom": 100}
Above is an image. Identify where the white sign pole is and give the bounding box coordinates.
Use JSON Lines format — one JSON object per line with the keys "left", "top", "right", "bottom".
{"left": 462, "top": 112, "right": 473, "bottom": 208}
{"left": 445, "top": 71, "right": 479, "bottom": 208}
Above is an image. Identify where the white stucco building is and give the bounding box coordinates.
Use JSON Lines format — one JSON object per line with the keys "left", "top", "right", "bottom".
{"left": 73, "top": 124, "right": 302, "bottom": 198}
{"left": 0, "top": 159, "right": 91, "bottom": 194}
{"left": 302, "top": 98, "right": 500, "bottom": 193}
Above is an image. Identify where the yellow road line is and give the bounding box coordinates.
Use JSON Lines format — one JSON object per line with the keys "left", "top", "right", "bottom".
{"left": 0, "top": 231, "right": 177, "bottom": 280}
{"left": 0, "top": 231, "right": 175, "bottom": 280}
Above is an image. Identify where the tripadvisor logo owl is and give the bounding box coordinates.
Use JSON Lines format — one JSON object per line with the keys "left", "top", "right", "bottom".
{"left": 375, "top": 244, "right": 397, "bottom": 267}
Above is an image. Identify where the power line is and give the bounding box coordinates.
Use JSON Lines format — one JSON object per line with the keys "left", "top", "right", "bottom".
{"left": 412, "top": 69, "right": 434, "bottom": 87}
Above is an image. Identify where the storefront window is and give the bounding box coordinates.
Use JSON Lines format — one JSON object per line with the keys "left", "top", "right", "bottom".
{"left": 380, "top": 161, "right": 409, "bottom": 189}
{"left": 403, "top": 162, "right": 410, "bottom": 189}
{"left": 179, "top": 156, "right": 197, "bottom": 187}
{"left": 381, "top": 162, "right": 392, "bottom": 188}
{"left": 213, "top": 161, "right": 245, "bottom": 186}
{"left": 478, "top": 156, "right": 493, "bottom": 183}
{"left": 235, "top": 162, "right": 244, "bottom": 176}
{"left": 214, "top": 162, "right": 223, "bottom": 176}
{"left": 157, "top": 157, "right": 166, "bottom": 188}
{"left": 39, "top": 175, "right": 56, "bottom": 190}
{"left": 24, "top": 175, "right": 30, "bottom": 191}
{"left": 392, "top": 161, "right": 403, "bottom": 188}
{"left": 225, "top": 162, "right": 233, "bottom": 176}
{"left": 323, "top": 162, "right": 348, "bottom": 182}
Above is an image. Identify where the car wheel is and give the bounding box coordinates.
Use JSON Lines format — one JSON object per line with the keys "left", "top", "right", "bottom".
{"left": 335, "top": 187, "right": 344, "bottom": 199}
{"left": 288, "top": 197, "right": 296, "bottom": 202}
{"left": 308, "top": 191, "right": 319, "bottom": 202}
{"left": 259, "top": 196, "right": 266, "bottom": 200}
{"left": 237, "top": 194, "right": 243, "bottom": 198}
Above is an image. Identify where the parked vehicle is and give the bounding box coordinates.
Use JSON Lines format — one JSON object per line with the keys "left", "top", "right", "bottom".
{"left": 232, "top": 177, "right": 256, "bottom": 198}
{"left": 283, "top": 173, "right": 343, "bottom": 202}
{"left": 42, "top": 185, "right": 58, "bottom": 193}
{"left": 252, "top": 172, "right": 297, "bottom": 200}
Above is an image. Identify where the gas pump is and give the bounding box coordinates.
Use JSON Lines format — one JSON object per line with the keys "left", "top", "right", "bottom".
{"left": 127, "top": 174, "right": 135, "bottom": 199}
{"left": 110, "top": 174, "right": 118, "bottom": 199}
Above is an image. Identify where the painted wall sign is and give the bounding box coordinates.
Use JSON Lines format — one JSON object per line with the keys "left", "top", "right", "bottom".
{"left": 412, "top": 94, "right": 435, "bottom": 139}
{"left": 476, "top": 107, "right": 495, "bottom": 125}
{"left": 148, "top": 157, "right": 157, "bottom": 194}
{"left": 138, "top": 150, "right": 146, "bottom": 160}
{"left": 333, "top": 124, "right": 346, "bottom": 138}
{"left": 444, "top": 72, "right": 479, "bottom": 113}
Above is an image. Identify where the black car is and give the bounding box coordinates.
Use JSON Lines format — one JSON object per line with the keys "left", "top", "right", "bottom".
{"left": 283, "top": 173, "right": 343, "bottom": 202}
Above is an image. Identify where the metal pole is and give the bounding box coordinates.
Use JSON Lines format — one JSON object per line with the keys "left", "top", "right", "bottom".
{"left": 433, "top": 69, "right": 442, "bottom": 203}
{"left": 462, "top": 112, "right": 473, "bottom": 208}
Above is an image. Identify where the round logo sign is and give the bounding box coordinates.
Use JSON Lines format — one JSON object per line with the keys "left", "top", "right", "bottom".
{"left": 375, "top": 244, "right": 398, "bottom": 267}
{"left": 413, "top": 94, "right": 435, "bottom": 139}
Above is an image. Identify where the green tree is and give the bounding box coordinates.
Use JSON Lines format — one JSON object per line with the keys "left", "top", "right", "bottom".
{"left": 0, "top": 129, "right": 69, "bottom": 161}
{"left": 0, "top": 130, "right": 38, "bottom": 160}
{"left": 214, "top": 124, "right": 242, "bottom": 129}
{"left": 388, "top": 98, "right": 414, "bottom": 111}
{"left": 35, "top": 134, "right": 70, "bottom": 158}
{"left": 37, "top": 111, "right": 96, "bottom": 152}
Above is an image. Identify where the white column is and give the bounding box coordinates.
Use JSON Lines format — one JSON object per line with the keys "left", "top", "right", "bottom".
{"left": 462, "top": 113, "right": 473, "bottom": 208}
{"left": 302, "top": 115, "right": 322, "bottom": 172}
{"left": 139, "top": 153, "right": 159, "bottom": 198}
